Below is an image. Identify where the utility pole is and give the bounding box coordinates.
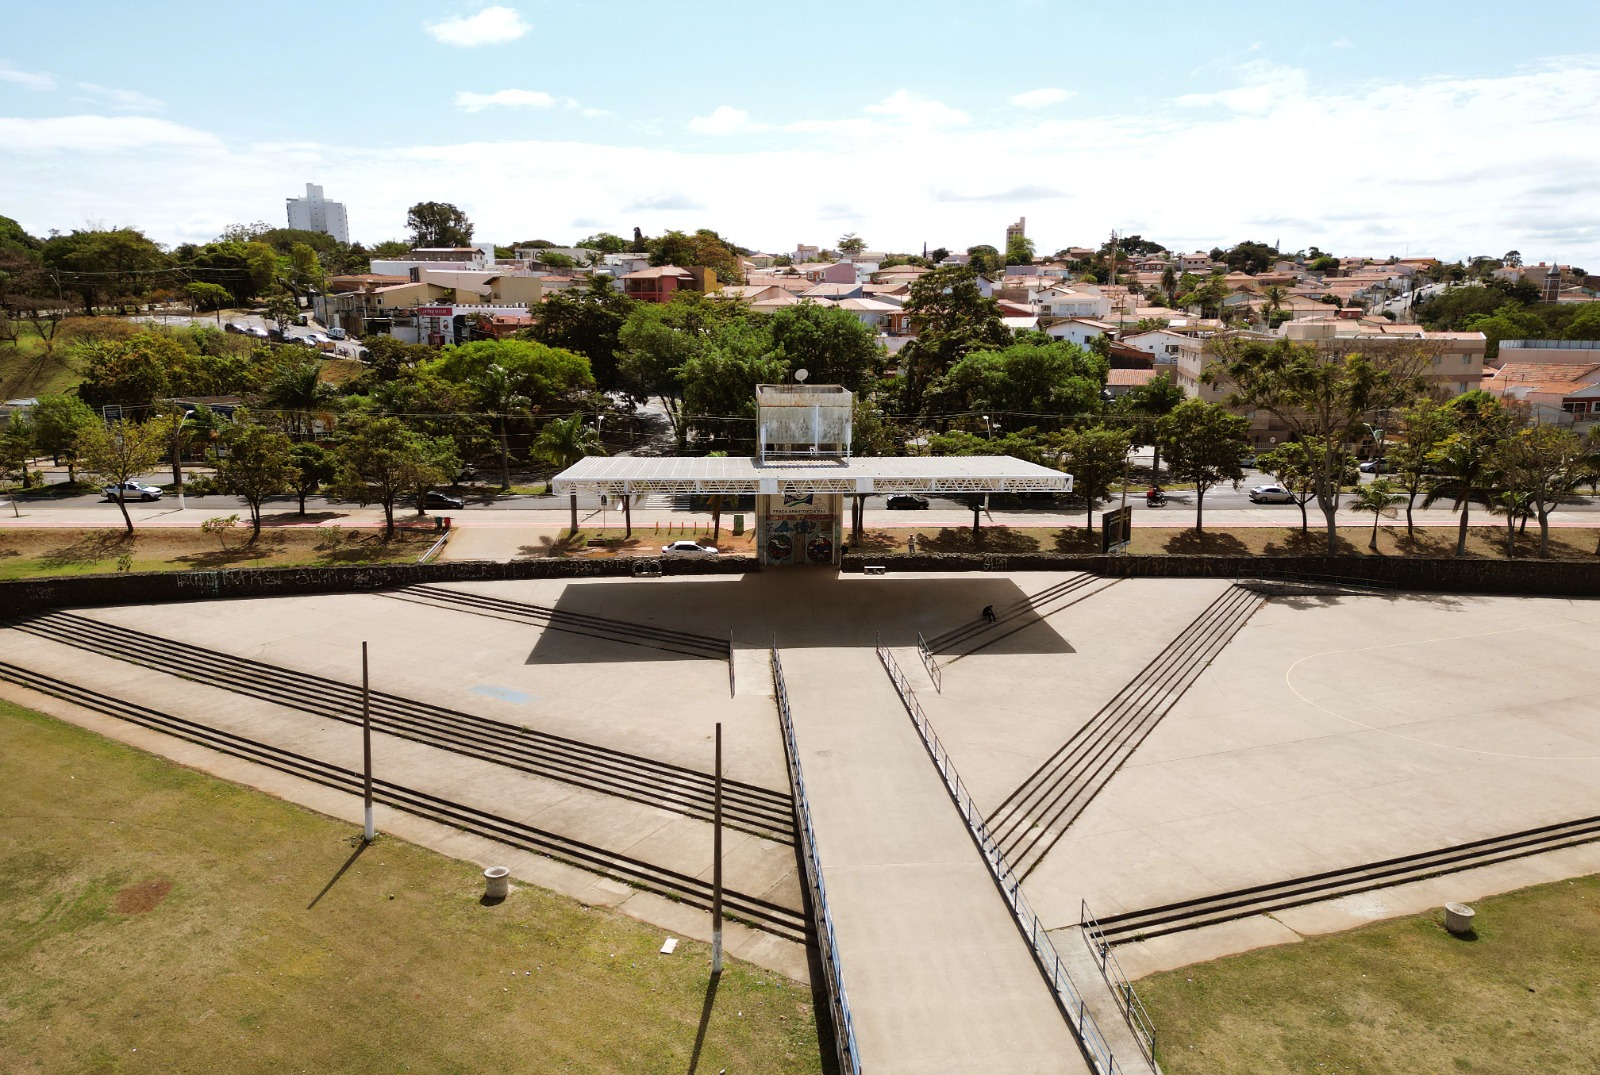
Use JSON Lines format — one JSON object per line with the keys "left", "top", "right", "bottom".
{"left": 362, "top": 641, "right": 374, "bottom": 843}
{"left": 711, "top": 721, "right": 724, "bottom": 975}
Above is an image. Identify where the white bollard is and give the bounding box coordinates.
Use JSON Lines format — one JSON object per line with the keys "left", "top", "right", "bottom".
{"left": 484, "top": 866, "right": 510, "bottom": 900}
{"left": 1444, "top": 902, "right": 1475, "bottom": 934}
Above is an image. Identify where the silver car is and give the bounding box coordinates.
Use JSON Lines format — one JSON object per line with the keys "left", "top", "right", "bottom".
{"left": 1248, "top": 484, "right": 1295, "bottom": 504}
{"left": 103, "top": 480, "right": 163, "bottom": 502}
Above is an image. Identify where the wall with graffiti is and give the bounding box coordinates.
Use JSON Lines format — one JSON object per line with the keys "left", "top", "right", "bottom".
{"left": 757, "top": 492, "right": 841, "bottom": 566}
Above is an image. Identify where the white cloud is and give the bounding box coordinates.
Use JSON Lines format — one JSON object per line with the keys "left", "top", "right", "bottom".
{"left": 0, "top": 61, "right": 55, "bottom": 91}
{"left": 74, "top": 81, "right": 163, "bottom": 113}
{"left": 689, "top": 105, "right": 757, "bottom": 135}
{"left": 1176, "top": 60, "right": 1309, "bottom": 114}
{"left": 3, "top": 58, "right": 1598, "bottom": 266}
{"left": 863, "top": 89, "right": 968, "bottom": 126}
{"left": 1008, "top": 87, "right": 1073, "bottom": 109}
{"left": 455, "top": 88, "right": 557, "bottom": 112}
{"left": 425, "top": 6, "right": 530, "bottom": 47}
{"left": 0, "top": 115, "right": 219, "bottom": 153}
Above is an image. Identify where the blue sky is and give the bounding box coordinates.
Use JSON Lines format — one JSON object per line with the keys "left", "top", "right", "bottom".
{"left": 3, "top": 2, "right": 1598, "bottom": 264}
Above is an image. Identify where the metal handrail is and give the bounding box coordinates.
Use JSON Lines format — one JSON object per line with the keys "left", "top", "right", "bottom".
{"left": 1080, "top": 901, "right": 1158, "bottom": 1064}
{"left": 875, "top": 639, "right": 1133, "bottom": 1075}
{"left": 772, "top": 646, "right": 862, "bottom": 1074}
{"left": 915, "top": 632, "right": 942, "bottom": 693}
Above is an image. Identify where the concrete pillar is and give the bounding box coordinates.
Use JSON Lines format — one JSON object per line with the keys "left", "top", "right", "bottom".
{"left": 484, "top": 866, "right": 510, "bottom": 900}
{"left": 1444, "top": 902, "right": 1475, "bottom": 934}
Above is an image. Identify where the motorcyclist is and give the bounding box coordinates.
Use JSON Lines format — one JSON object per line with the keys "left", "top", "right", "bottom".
{"left": 1145, "top": 485, "right": 1165, "bottom": 506}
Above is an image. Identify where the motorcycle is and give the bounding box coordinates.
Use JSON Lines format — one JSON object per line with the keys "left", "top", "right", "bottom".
{"left": 1145, "top": 491, "right": 1168, "bottom": 507}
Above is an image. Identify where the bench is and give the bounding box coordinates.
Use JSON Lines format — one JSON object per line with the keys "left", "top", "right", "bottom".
{"left": 862, "top": 564, "right": 887, "bottom": 575}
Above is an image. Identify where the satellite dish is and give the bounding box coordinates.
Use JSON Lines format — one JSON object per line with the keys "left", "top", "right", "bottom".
{"left": 794, "top": 368, "right": 809, "bottom": 383}
{"left": 1270, "top": 437, "right": 1278, "bottom": 444}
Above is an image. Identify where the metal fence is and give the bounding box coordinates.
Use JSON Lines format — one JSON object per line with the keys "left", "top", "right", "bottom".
{"left": 915, "top": 632, "right": 942, "bottom": 693}
{"left": 1080, "top": 901, "right": 1158, "bottom": 1065}
{"left": 771, "top": 646, "right": 862, "bottom": 1074}
{"left": 875, "top": 639, "right": 1134, "bottom": 1075}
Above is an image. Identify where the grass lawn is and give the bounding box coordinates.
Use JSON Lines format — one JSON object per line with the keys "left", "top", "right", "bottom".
{"left": 0, "top": 700, "right": 820, "bottom": 1074}
{"left": 1138, "top": 874, "right": 1600, "bottom": 1074}
{"left": 848, "top": 523, "right": 1600, "bottom": 560}
{"left": 0, "top": 525, "right": 437, "bottom": 580}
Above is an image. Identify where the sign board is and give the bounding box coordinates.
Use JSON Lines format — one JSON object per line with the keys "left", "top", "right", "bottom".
{"left": 1101, "top": 506, "right": 1132, "bottom": 553}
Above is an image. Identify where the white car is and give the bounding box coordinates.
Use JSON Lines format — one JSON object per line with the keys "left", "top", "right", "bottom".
{"left": 1248, "top": 484, "right": 1296, "bottom": 504}
{"left": 661, "top": 540, "right": 718, "bottom": 557}
{"left": 103, "top": 480, "right": 163, "bottom": 502}
{"left": 246, "top": 325, "right": 269, "bottom": 338}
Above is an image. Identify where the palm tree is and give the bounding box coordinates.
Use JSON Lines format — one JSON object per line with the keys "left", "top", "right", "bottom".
{"left": 532, "top": 411, "right": 606, "bottom": 534}
{"left": 265, "top": 361, "right": 337, "bottom": 441}
{"left": 1261, "top": 284, "right": 1287, "bottom": 324}
{"left": 1422, "top": 430, "right": 1501, "bottom": 558}
{"left": 1348, "top": 478, "right": 1403, "bottom": 551}
{"left": 470, "top": 364, "right": 530, "bottom": 491}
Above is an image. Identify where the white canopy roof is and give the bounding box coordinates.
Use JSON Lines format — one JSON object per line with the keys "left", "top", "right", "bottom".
{"left": 552, "top": 455, "right": 1073, "bottom": 495}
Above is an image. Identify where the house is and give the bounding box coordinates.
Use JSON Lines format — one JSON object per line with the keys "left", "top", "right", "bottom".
{"left": 1177, "top": 252, "right": 1218, "bottom": 273}
{"left": 832, "top": 297, "right": 903, "bottom": 329}
{"left": 1283, "top": 318, "right": 1486, "bottom": 394}
{"left": 621, "top": 264, "right": 719, "bottom": 303}
{"left": 1495, "top": 340, "right": 1600, "bottom": 367}
{"left": 1123, "top": 328, "right": 1200, "bottom": 368}
{"left": 1486, "top": 361, "right": 1600, "bottom": 427}
{"left": 1037, "top": 284, "right": 1110, "bottom": 321}
{"left": 1043, "top": 317, "right": 1116, "bottom": 349}
{"left": 802, "top": 281, "right": 865, "bottom": 301}
{"left": 793, "top": 244, "right": 821, "bottom": 263}
{"left": 800, "top": 262, "right": 858, "bottom": 285}
{"left": 416, "top": 303, "right": 535, "bottom": 347}
{"left": 1104, "top": 368, "right": 1158, "bottom": 398}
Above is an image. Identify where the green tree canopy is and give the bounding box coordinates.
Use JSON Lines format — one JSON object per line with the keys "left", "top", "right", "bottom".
{"left": 765, "top": 302, "right": 882, "bottom": 393}
{"left": 927, "top": 340, "right": 1107, "bottom": 428}
{"left": 526, "top": 275, "right": 633, "bottom": 390}
{"left": 1156, "top": 399, "right": 1249, "bottom": 532}
{"left": 422, "top": 338, "right": 593, "bottom": 410}
{"left": 405, "top": 202, "right": 474, "bottom": 248}
{"left": 214, "top": 421, "right": 296, "bottom": 536}
{"left": 31, "top": 394, "right": 99, "bottom": 481}
{"left": 330, "top": 416, "right": 453, "bottom": 536}
{"left": 898, "top": 264, "right": 1009, "bottom": 413}
{"left": 75, "top": 418, "right": 165, "bottom": 533}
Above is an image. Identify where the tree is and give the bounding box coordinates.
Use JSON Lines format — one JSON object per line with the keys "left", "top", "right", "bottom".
{"left": 966, "top": 244, "right": 1002, "bottom": 275}
{"left": 40, "top": 227, "right": 169, "bottom": 315}
{"left": 278, "top": 242, "right": 326, "bottom": 304}
{"left": 1221, "top": 240, "right": 1278, "bottom": 275}
{"left": 76, "top": 418, "right": 165, "bottom": 533}
{"left": 928, "top": 340, "right": 1107, "bottom": 428}
{"left": 1206, "top": 336, "right": 1431, "bottom": 554}
{"left": 1258, "top": 440, "right": 1357, "bottom": 533}
{"left": 1121, "top": 371, "right": 1185, "bottom": 479}
{"left": 1054, "top": 425, "right": 1130, "bottom": 530}
{"left": 1156, "top": 399, "right": 1249, "bottom": 533}
{"left": 31, "top": 394, "right": 98, "bottom": 482}
{"left": 766, "top": 302, "right": 882, "bottom": 393}
{"left": 1388, "top": 398, "right": 1455, "bottom": 538}
{"left": 526, "top": 274, "right": 633, "bottom": 390}
{"left": 265, "top": 358, "right": 338, "bottom": 440}
{"left": 532, "top": 411, "right": 606, "bottom": 534}
{"left": 837, "top": 233, "right": 866, "bottom": 256}
{"left": 1495, "top": 423, "right": 1599, "bottom": 558}
{"left": 331, "top": 417, "right": 450, "bottom": 537}
{"left": 75, "top": 330, "right": 190, "bottom": 411}
{"left": 1421, "top": 393, "right": 1513, "bottom": 558}
{"left": 406, "top": 202, "right": 474, "bottom": 248}
{"left": 214, "top": 422, "right": 295, "bottom": 537}
{"left": 898, "top": 265, "right": 1009, "bottom": 413}
{"left": 678, "top": 329, "right": 788, "bottom": 449}
{"left": 288, "top": 441, "right": 336, "bottom": 515}
{"left": 1005, "top": 234, "right": 1036, "bottom": 268}
{"left": 406, "top": 434, "right": 460, "bottom": 516}
{"left": 183, "top": 281, "right": 232, "bottom": 318}
{"left": 1348, "top": 478, "right": 1404, "bottom": 550}
{"left": 578, "top": 232, "right": 628, "bottom": 255}
{"left": 1, "top": 412, "right": 36, "bottom": 498}
{"left": 469, "top": 363, "right": 531, "bottom": 490}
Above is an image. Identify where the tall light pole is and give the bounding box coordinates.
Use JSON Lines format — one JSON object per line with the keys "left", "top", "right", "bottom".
{"left": 361, "top": 641, "right": 375, "bottom": 843}
{"left": 711, "top": 721, "right": 724, "bottom": 975}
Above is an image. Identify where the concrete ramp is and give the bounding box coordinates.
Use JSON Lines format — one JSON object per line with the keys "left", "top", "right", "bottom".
{"left": 779, "top": 646, "right": 1090, "bottom": 1075}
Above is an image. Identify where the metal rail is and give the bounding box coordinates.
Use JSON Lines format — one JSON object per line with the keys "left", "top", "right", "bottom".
{"left": 1081, "top": 901, "right": 1157, "bottom": 1065}
{"left": 876, "top": 639, "right": 1132, "bottom": 1075}
{"left": 771, "top": 646, "right": 862, "bottom": 1074}
{"left": 915, "top": 632, "right": 942, "bottom": 693}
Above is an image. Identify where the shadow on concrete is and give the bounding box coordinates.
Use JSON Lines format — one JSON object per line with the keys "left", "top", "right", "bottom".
{"left": 521, "top": 573, "right": 1074, "bottom": 664}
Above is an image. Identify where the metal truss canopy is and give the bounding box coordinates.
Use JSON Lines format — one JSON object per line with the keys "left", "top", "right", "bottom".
{"left": 551, "top": 455, "right": 1074, "bottom": 496}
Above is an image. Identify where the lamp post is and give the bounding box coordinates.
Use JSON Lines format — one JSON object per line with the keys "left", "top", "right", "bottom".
{"left": 1365, "top": 421, "right": 1386, "bottom": 477}
{"left": 981, "top": 414, "right": 993, "bottom": 440}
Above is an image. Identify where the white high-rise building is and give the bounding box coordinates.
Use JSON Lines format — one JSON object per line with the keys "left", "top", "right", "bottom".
{"left": 285, "top": 182, "right": 349, "bottom": 244}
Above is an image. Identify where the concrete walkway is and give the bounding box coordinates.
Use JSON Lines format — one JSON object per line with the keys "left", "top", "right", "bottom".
{"left": 780, "top": 646, "right": 1090, "bottom": 1075}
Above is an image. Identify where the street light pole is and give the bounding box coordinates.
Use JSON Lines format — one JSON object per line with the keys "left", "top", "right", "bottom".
{"left": 711, "top": 721, "right": 724, "bottom": 975}
{"left": 361, "top": 641, "right": 374, "bottom": 843}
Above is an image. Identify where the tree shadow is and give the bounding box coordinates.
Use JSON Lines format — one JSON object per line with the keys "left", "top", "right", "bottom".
{"left": 1052, "top": 528, "right": 1098, "bottom": 553}
{"left": 686, "top": 971, "right": 721, "bottom": 1075}
{"left": 1162, "top": 529, "right": 1250, "bottom": 555}
{"left": 38, "top": 531, "right": 134, "bottom": 568}
{"left": 1261, "top": 528, "right": 1361, "bottom": 556}
{"left": 918, "top": 526, "right": 1042, "bottom": 553}
{"left": 261, "top": 510, "right": 346, "bottom": 527}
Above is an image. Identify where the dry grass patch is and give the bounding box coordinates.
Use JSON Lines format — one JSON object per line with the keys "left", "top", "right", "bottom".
{"left": 1139, "top": 873, "right": 1600, "bottom": 1074}
{"left": 0, "top": 700, "right": 820, "bottom": 1075}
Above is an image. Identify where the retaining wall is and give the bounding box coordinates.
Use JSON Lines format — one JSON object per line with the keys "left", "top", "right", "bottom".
{"left": 0, "top": 556, "right": 756, "bottom": 617}
{"left": 839, "top": 552, "right": 1600, "bottom": 597}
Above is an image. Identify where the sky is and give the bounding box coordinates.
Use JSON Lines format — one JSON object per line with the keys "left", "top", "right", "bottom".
{"left": 2, "top": 1, "right": 1599, "bottom": 265}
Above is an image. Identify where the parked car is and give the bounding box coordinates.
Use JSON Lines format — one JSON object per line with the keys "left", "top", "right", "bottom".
{"left": 103, "top": 480, "right": 163, "bottom": 502}
{"left": 327, "top": 327, "right": 348, "bottom": 340}
{"left": 1358, "top": 457, "right": 1390, "bottom": 473}
{"left": 886, "top": 494, "right": 930, "bottom": 510}
{"left": 661, "top": 540, "right": 718, "bottom": 557}
{"left": 224, "top": 321, "right": 244, "bottom": 333}
{"left": 1248, "top": 484, "right": 1296, "bottom": 504}
{"left": 420, "top": 491, "right": 465, "bottom": 510}
{"left": 246, "top": 325, "right": 269, "bottom": 338}
{"left": 1238, "top": 454, "right": 1259, "bottom": 469}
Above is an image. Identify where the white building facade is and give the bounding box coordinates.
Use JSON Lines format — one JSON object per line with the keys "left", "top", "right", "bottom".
{"left": 285, "top": 183, "right": 349, "bottom": 244}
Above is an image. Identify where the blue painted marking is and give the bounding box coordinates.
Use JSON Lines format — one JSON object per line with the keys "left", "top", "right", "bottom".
{"left": 471, "top": 685, "right": 539, "bottom": 704}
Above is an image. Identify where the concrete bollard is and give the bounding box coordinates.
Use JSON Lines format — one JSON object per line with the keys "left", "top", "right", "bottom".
{"left": 484, "top": 866, "right": 510, "bottom": 900}
{"left": 1444, "top": 902, "right": 1475, "bottom": 934}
